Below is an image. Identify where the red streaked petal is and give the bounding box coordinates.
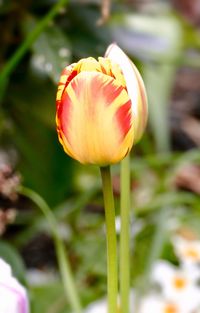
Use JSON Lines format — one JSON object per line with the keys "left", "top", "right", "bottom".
{"left": 58, "top": 63, "right": 77, "bottom": 87}
{"left": 57, "top": 90, "right": 73, "bottom": 146}
{"left": 115, "top": 100, "right": 132, "bottom": 139}
{"left": 56, "top": 63, "right": 78, "bottom": 109}
{"left": 105, "top": 44, "right": 140, "bottom": 114}
{"left": 56, "top": 71, "right": 133, "bottom": 165}
{"left": 90, "top": 76, "right": 124, "bottom": 108}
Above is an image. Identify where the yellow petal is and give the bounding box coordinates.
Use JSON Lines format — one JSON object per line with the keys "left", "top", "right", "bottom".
{"left": 76, "top": 57, "right": 102, "bottom": 73}
{"left": 56, "top": 71, "right": 134, "bottom": 165}
{"left": 98, "top": 57, "right": 126, "bottom": 88}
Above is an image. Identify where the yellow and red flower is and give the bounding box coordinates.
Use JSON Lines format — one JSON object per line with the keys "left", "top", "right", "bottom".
{"left": 56, "top": 44, "right": 148, "bottom": 165}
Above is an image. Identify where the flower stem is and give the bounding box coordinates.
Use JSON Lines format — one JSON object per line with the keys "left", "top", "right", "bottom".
{"left": 120, "top": 155, "right": 131, "bottom": 313}
{"left": 18, "top": 186, "right": 82, "bottom": 313}
{"left": 100, "top": 166, "right": 118, "bottom": 313}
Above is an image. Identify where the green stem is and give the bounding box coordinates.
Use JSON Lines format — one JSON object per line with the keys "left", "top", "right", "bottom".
{"left": 100, "top": 166, "right": 118, "bottom": 313}
{"left": 18, "top": 186, "right": 82, "bottom": 313}
{"left": 0, "top": 0, "right": 68, "bottom": 100}
{"left": 120, "top": 155, "right": 131, "bottom": 313}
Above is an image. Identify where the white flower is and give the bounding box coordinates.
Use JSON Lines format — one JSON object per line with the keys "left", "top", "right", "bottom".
{"left": 0, "top": 258, "right": 29, "bottom": 313}
{"left": 84, "top": 291, "right": 134, "bottom": 313}
{"left": 173, "top": 235, "right": 200, "bottom": 268}
{"left": 152, "top": 260, "right": 200, "bottom": 311}
{"left": 84, "top": 298, "right": 107, "bottom": 313}
{"left": 115, "top": 216, "right": 121, "bottom": 234}
{"left": 114, "top": 216, "right": 143, "bottom": 236}
{"left": 139, "top": 294, "right": 188, "bottom": 313}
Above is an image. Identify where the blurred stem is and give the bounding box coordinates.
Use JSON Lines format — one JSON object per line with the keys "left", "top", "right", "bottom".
{"left": 18, "top": 186, "right": 82, "bottom": 313}
{"left": 139, "top": 206, "right": 168, "bottom": 298}
{"left": 0, "top": 0, "right": 68, "bottom": 101}
{"left": 120, "top": 155, "right": 131, "bottom": 313}
{"left": 135, "top": 207, "right": 168, "bottom": 312}
{"left": 100, "top": 166, "right": 118, "bottom": 313}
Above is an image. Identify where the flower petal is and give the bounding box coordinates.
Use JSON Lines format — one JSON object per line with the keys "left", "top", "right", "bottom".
{"left": 56, "top": 63, "right": 77, "bottom": 108}
{"left": 57, "top": 71, "right": 133, "bottom": 165}
{"left": 98, "top": 57, "right": 126, "bottom": 87}
{"left": 105, "top": 43, "right": 148, "bottom": 143}
{"left": 0, "top": 258, "right": 29, "bottom": 313}
{"left": 76, "top": 57, "right": 102, "bottom": 72}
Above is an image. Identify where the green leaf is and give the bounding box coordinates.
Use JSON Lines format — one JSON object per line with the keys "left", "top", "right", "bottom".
{"left": 31, "top": 24, "right": 71, "bottom": 83}
{"left": 30, "top": 282, "right": 67, "bottom": 313}
{"left": 0, "top": 240, "right": 26, "bottom": 284}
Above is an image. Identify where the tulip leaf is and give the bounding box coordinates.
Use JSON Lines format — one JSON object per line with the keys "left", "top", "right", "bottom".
{"left": 0, "top": 240, "right": 26, "bottom": 284}
{"left": 31, "top": 24, "right": 72, "bottom": 83}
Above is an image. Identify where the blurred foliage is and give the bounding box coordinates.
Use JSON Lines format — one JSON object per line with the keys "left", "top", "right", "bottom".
{"left": 0, "top": 0, "right": 200, "bottom": 312}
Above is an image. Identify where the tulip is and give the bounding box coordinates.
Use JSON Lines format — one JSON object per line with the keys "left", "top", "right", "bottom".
{"left": 56, "top": 44, "right": 147, "bottom": 166}
{"left": 0, "top": 258, "right": 29, "bottom": 313}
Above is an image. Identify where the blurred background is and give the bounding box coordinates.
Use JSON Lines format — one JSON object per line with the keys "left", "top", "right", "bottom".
{"left": 0, "top": 0, "right": 200, "bottom": 312}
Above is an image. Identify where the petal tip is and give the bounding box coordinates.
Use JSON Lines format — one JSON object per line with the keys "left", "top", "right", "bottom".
{"left": 105, "top": 42, "right": 119, "bottom": 57}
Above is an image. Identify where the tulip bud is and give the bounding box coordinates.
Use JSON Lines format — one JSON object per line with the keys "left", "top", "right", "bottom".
{"left": 0, "top": 258, "right": 29, "bottom": 313}
{"left": 56, "top": 44, "right": 147, "bottom": 166}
